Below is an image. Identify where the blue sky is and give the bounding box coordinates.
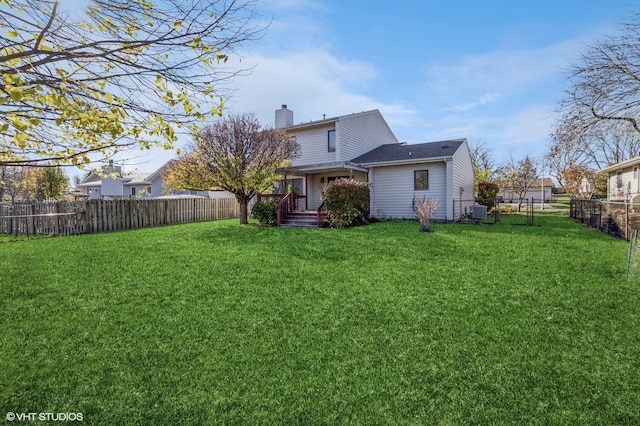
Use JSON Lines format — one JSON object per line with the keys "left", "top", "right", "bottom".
{"left": 108, "top": 0, "right": 640, "bottom": 174}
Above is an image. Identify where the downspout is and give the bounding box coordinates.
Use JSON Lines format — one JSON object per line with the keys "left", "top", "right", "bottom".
{"left": 445, "top": 158, "right": 454, "bottom": 221}
{"left": 305, "top": 174, "right": 309, "bottom": 210}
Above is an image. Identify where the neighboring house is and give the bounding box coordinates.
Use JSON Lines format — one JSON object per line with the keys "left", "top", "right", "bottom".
{"left": 76, "top": 162, "right": 154, "bottom": 199}
{"left": 76, "top": 161, "right": 233, "bottom": 199}
{"left": 497, "top": 178, "right": 554, "bottom": 203}
{"left": 274, "top": 105, "right": 475, "bottom": 221}
{"left": 599, "top": 156, "right": 640, "bottom": 202}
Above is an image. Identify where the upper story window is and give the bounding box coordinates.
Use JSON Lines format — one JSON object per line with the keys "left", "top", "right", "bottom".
{"left": 328, "top": 130, "right": 336, "bottom": 152}
{"left": 617, "top": 171, "right": 623, "bottom": 189}
{"left": 414, "top": 170, "right": 429, "bottom": 190}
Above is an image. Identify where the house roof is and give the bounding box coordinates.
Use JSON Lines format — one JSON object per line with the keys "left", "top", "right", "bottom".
{"left": 146, "top": 162, "right": 169, "bottom": 183}
{"left": 499, "top": 178, "right": 554, "bottom": 192}
{"left": 120, "top": 173, "right": 152, "bottom": 185}
{"left": 283, "top": 109, "right": 394, "bottom": 136}
{"left": 351, "top": 139, "right": 466, "bottom": 165}
{"left": 77, "top": 162, "right": 169, "bottom": 188}
{"left": 76, "top": 172, "right": 152, "bottom": 187}
{"left": 599, "top": 156, "right": 640, "bottom": 174}
{"left": 280, "top": 161, "right": 368, "bottom": 175}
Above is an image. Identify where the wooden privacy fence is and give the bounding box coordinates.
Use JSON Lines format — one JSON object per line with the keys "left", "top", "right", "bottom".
{"left": 0, "top": 198, "right": 239, "bottom": 237}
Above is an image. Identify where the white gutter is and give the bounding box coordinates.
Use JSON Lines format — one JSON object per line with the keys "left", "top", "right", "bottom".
{"left": 358, "top": 155, "right": 453, "bottom": 168}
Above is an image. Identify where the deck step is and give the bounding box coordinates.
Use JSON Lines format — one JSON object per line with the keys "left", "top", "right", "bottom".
{"left": 280, "top": 211, "right": 320, "bottom": 228}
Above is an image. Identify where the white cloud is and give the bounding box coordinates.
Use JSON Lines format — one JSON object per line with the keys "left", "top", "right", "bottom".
{"left": 422, "top": 39, "right": 582, "bottom": 108}
{"left": 440, "top": 93, "right": 501, "bottom": 113}
{"left": 115, "top": 2, "right": 601, "bottom": 173}
{"left": 225, "top": 49, "right": 387, "bottom": 125}
{"left": 404, "top": 39, "right": 588, "bottom": 161}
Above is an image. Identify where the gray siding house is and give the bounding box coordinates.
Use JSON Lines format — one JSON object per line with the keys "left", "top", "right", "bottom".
{"left": 76, "top": 161, "right": 233, "bottom": 199}
{"left": 275, "top": 105, "right": 474, "bottom": 221}
{"left": 76, "top": 162, "right": 158, "bottom": 199}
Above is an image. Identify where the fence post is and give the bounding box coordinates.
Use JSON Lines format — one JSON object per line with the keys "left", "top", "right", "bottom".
{"left": 627, "top": 201, "right": 630, "bottom": 241}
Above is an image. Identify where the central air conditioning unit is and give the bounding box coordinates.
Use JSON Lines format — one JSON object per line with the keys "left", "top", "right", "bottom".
{"left": 471, "top": 205, "right": 488, "bottom": 219}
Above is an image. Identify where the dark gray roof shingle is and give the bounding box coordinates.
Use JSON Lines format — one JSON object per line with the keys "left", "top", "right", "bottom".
{"left": 351, "top": 139, "right": 465, "bottom": 164}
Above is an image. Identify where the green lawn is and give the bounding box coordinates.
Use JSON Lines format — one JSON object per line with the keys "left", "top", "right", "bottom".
{"left": 1, "top": 215, "right": 639, "bottom": 424}
{"left": 549, "top": 194, "right": 571, "bottom": 211}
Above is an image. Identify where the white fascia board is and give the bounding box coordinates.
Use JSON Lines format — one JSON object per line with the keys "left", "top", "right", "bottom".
{"left": 358, "top": 156, "right": 452, "bottom": 168}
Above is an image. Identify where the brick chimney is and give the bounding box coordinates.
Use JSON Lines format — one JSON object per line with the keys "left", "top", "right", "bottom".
{"left": 275, "top": 104, "right": 293, "bottom": 129}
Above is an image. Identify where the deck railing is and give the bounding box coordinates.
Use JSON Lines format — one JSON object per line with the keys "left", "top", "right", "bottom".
{"left": 276, "top": 193, "right": 294, "bottom": 226}
{"left": 316, "top": 200, "right": 328, "bottom": 228}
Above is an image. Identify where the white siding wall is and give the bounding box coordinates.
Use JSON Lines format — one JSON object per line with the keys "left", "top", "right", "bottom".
{"left": 369, "top": 162, "right": 447, "bottom": 220}
{"left": 337, "top": 111, "right": 398, "bottom": 161}
{"left": 498, "top": 185, "right": 553, "bottom": 202}
{"left": 609, "top": 167, "right": 640, "bottom": 200}
{"left": 290, "top": 124, "right": 337, "bottom": 167}
{"left": 452, "top": 141, "right": 475, "bottom": 218}
{"left": 520, "top": 187, "right": 552, "bottom": 202}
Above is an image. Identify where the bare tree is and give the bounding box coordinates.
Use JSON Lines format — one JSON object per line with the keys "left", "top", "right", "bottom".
{"left": 496, "top": 155, "right": 538, "bottom": 212}
{"left": 469, "top": 141, "right": 496, "bottom": 191}
{"left": 555, "top": 12, "right": 640, "bottom": 173}
{"left": 163, "top": 113, "right": 300, "bottom": 224}
{"left": 1, "top": 0, "right": 265, "bottom": 167}
{"left": 549, "top": 112, "right": 640, "bottom": 181}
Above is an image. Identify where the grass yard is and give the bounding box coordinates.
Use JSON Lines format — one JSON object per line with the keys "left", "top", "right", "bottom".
{"left": 1, "top": 215, "right": 639, "bottom": 424}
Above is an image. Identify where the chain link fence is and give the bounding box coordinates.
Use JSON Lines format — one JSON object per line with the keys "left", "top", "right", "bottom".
{"left": 627, "top": 230, "right": 640, "bottom": 283}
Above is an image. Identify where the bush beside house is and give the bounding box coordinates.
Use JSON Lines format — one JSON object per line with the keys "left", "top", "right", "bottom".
{"left": 322, "top": 178, "right": 370, "bottom": 228}
{"left": 251, "top": 199, "right": 277, "bottom": 226}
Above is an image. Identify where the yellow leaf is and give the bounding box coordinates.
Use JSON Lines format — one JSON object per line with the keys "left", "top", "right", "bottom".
{"left": 9, "top": 87, "right": 22, "bottom": 102}
{"left": 105, "top": 93, "right": 114, "bottom": 103}
{"left": 174, "top": 21, "right": 181, "bottom": 31}
{"left": 6, "top": 30, "right": 17, "bottom": 39}
{"left": 15, "top": 133, "right": 26, "bottom": 149}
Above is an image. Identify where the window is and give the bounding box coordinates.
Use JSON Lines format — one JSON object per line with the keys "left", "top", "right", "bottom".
{"left": 414, "top": 170, "right": 429, "bottom": 190}
{"left": 617, "top": 171, "right": 623, "bottom": 189}
{"left": 131, "top": 187, "right": 136, "bottom": 196}
{"left": 328, "top": 130, "right": 336, "bottom": 152}
{"left": 275, "top": 178, "right": 303, "bottom": 194}
{"left": 634, "top": 167, "right": 638, "bottom": 180}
